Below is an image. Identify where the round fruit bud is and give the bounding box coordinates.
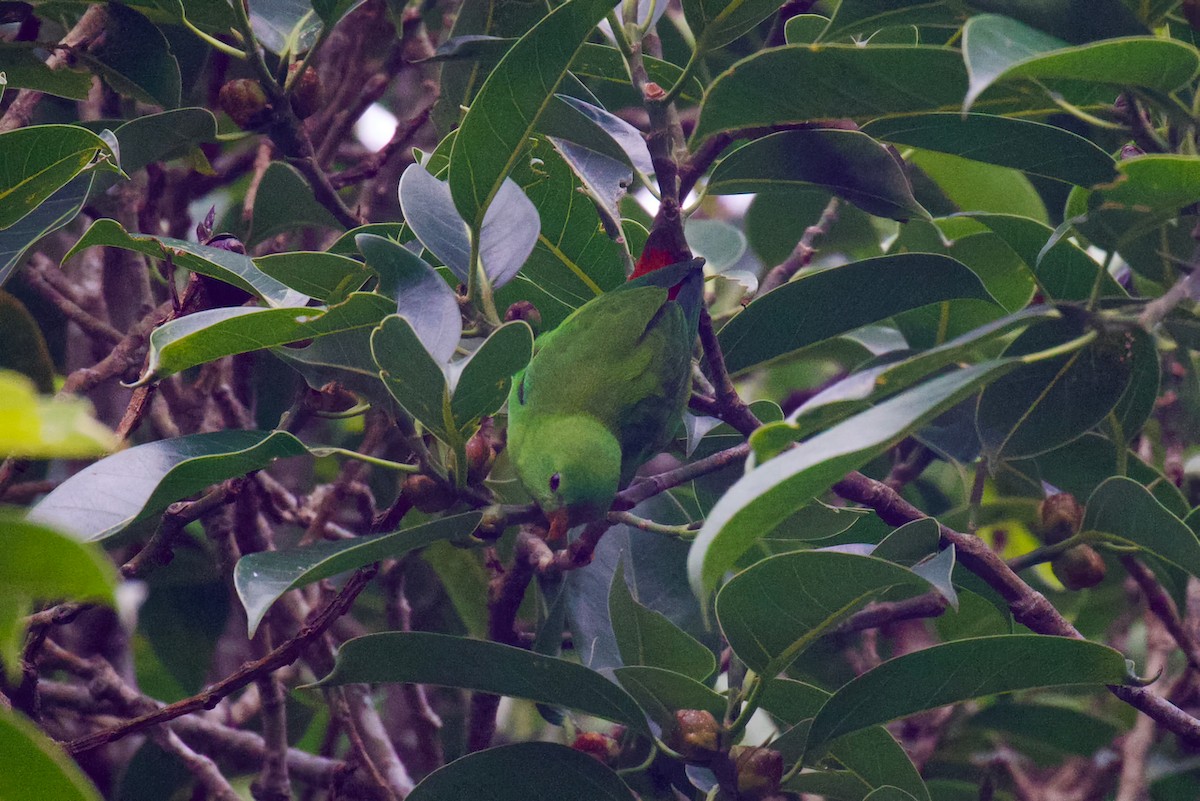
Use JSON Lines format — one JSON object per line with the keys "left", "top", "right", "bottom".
{"left": 1051, "top": 544, "right": 1107, "bottom": 591}
{"left": 1120, "top": 144, "right": 1145, "bottom": 160}
{"left": 288, "top": 63, "right": 322, "bottom": 120}
{"left": 401, "top": 474, "right": 454, "bottom": 514}
{"left": 504, "top": 300, "right": 542, "bottom": 335}
{"left": 1037, "top": 493, "right": 1083, "bottom": 545}
{"left": 667, "top": 709, "right": 721, "bottom": 762}
{"left": 572, "top": 732, "right": 620, "bottom": 765}
{"left": 465, "top": 422, "right": 497, "bottom": 483}
{"left": 218, "top": 79, "right": 271, "bottom": 129}
{"left": 732, "top": 746, "right": 784, "bottom": 801}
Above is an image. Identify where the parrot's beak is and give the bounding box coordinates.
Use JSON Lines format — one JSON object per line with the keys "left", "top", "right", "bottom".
{"left": 546, "top": 509, "right": 571, "bottom": 543}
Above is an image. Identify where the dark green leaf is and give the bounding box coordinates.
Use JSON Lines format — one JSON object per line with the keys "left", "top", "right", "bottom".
{"left": 609, "top": 562, "right": 715, "bottom": 681}
{"left": 316, "top": 632, "right": 650, "bottom": 734}
{"left": 0, "top": 43, "right": 93, "bottom": 100}
{"left": 908, "top": 150, "right": 1047, "bottom": 221}
{"left": 719, "top": 254, "right": 997, "bottom": 375}
{"left": 976, "top": 316, "right": 1134, "bottom": 458}
{"left": 861, "top": 114, "right": 1115, "bottom": 186}
{"left": 63, "top": 219, "right": 307, "bottom": 307}
{"left": 357, "top": 233, "right": 461, "bottom": 363}
{"left": 137, "top": 292, "right": 394, "bottom": 383}
{"left": 449, "top": 321, "right": 533, "bottom": 431}
{"left": 962, "top": 14, "right": 1199, "bottom": 110}
{"left": 968, "top": 701, "right": 1121, "bottom": 757}
{"left": 84, "top": 2, "right": 181, "bottom": 107}
{"left": 0, "top": 711, "right": 102, "bottom": 801}
{"left": 254, "top": 251, "right": 370, "bottom": 303}
{"left": 549, "top": 95, "right": 653, "bottom": 175}
{"left": 448, "top": 0, "right": 613, "bottom": 227}
{"left": 29, "top": 430, "right": 309, "bottom": 541}
{"left": 574, "top": 44, "right": 705, "bottom": 104}
{"left": 250, "top": 0, "right": 323, "bottom": 55}
{"left": 249, "top": 162, "right": 344, "bottom": 245}
{"left": 689, "top": 361, "right": 1019, "bottom": 596}
{"left": 311, "top": 0, "right": 365, "bottom": 26}
{"left": 784, "top": 14, "right": 830, "bottom": 44}
{"left": 1084, "top": 476, "right": 1200, "bottom": 578}
{"left": 717, "top": 551, "right": 937, "bottom": 675}
{"left": 821, "top": 0, "right": 965, "bottom": 42}
{"left": 0, "top": 125, "right": 118, "bottom": 229}
{"left": 805, "top": 635, "right": 1129, "bottom": 755}
{"left": 408, "top": 742, "right": 635, "bottom": 801}
{"left": 613, "top": 666, "right": 725, "bottom": 729}
{"left": 684, "top": 0, "right": 789, "bottom": 50}
{"left": 236, "top": 513, "right": 481, "bottom": 636}
{"left": 970, "top": 0, "right": 1147, "bottom": 43}
{"left": 371, "top": 315, "right": 452, "bottom": 442}
{"left": 709, "top": 129, "right": 926, "bottom": 221}
{"left": 0, "top": 174, "right": 92, "bottom": 288}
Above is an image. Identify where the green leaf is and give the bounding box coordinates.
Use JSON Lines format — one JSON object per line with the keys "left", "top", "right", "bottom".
{"left": 0, "top": 43, "right": 94, "bottom": 99}
{"left": 29, "top": 430, "right": 309, "bottom": 541}
{"left": 804, "top": 635, "right": 1130, "bottom": 756}
{"left": 970, "top": 0, "right": 1148, "bottom": 43}
{"left": 613, "top": 666, "right": 725, "bottom": 730}
{"left": 249, "top": 162, "right": 344, "bottom": 245}
{"left": 908, "top": 150, "right": 1047, "bottom": 222}
{"left": 865, "top": 789, "right": 920, "bottom": 801}
{"left": 685, "top": 218, "right": 746, "bottom": 272}
{"left": 448, "top": 0, "right": 613, "bottom": 227}
{"left": 408, "top": 742, "right": 635, "bottom": 801}
{"left": 448, "top": 321, "right": 533, "bottom": 432}
{"left": 1084, "top": 476, "right": 1200, "bottom": 578}
{"left": 0, "top": 125, "right": 118, "bottom": 230}
{"left": 719, "top": 254, "right": 997, "bottom": 375}
{"left": 821, "top": 0, "right": 966, "bottom": 42}
{"left": 0, "top": 512, "right": 117, "bottom": 607}
{"left": 968, "top": 701, "right": 1121, "bottom": 757}
{"left": 976, "top": 316, "right": 1134, "bottom": 458}
{"left": 694, "top": 46, "right": 972, "bottom": 142}
{"left": 311, "top": 0, "right": 366, "bottom": 26}
{"left": 235, "top": 512, "right": 481, "bottom": 637}
{"left": 250, "top": 0, "right": 323, "bottom": 55}
{"left": 684, "top": 0, "right": 789, "bottom": 50}
{"left": 84, "top": 2, "right": 181, "bottom": 107}
{"left": 962, "top": 14, "right": 1199, "bottom": 111}
{"left": 421, "top": 540, "right": 489, "bottom": 638}
{"left": 0, "top": 711, "right": 103, "bottom": 801}
{"left": 91, "top": 108, "right": 219, "bottom": 197}
{"left": 708, "top": 129, "right": 927, "bottom": 221}
{"left": 136, "top": 292, "right": 395, "bottom": 384}
{"left": 688, "top": 361, "right": 1018, "bottom": 597}
{"left": 547, "top": 95, "right": 654, "bottom": 175}
{"left": 574, "top": 44, "right": 705, "bottom": 104}
{"left": 371, "top": 315, "right": 452, "bottom": 442}
{"left": 0, "top": 173, "right": 93, "bottom": 288}
{"left": 784, "top": 14, "right": 831, "bottom": 44}
{"left": 609, "top": 562, "right": 715, "bottom": 681}
{"left": 761, "top": 679, "right": 930, "bottom": 801}
{"left": 717, "top": 551, "right": 938, "bottom": 675}
{"left": 316, "top": 632, "right": 650, "bottom": 734}
{"left": 254, "top": 251, "right": 371, "bottom": 303}
{"left": 0, "top": 370, "right": 116, "bottom": 459}
{"left": 861, "top": 113, "right": 1115, "bottom": 186}
{"left": 64, "top": 219, "right": 307, "bottom": 308}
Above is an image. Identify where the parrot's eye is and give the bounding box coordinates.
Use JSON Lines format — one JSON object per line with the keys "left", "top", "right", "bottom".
{"left": 549, "top": 473, "right": 561, "bottom": 491}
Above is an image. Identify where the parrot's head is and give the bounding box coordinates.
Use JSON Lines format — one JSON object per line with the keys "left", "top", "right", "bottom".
{"left": 511, "top": 415, "right": 622, "bottom": 541}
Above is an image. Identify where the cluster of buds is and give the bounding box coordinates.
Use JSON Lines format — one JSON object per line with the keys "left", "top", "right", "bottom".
{"left": 218, "top": 65, "right": 321, "bottom": 131}
{"left": 1037, "top": 493, "right": 1106, "bottom": 590}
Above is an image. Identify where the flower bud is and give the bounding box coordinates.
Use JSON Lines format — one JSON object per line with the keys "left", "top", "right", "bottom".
{"left": 1051, "top": 544, "right": 1107, "bottom": 591}
{"left": 732, "top": 746, "right": 784, "bottom": 801}
{"left": 1037, "top": 493, "right": 1083, "bottom": 545}
{"left": 465, "top": 418, "right": 498, "bottom": 483}
{"left": 288, "top": 63, "right": 322, "bottom": 120}
{"left": 401, "top": 474, "right": 454, "bottom": 514}
{"left": 504, "top": 300, "right": 542, "bottom": 335}
{"left": 218, "top": 79, "right": 271, "bottom": 129}
{"left": 572, "top": 732, "right": 620, "bottom": 765}
{"left": 667, "top": 709, "right": 721, "bottom": 762}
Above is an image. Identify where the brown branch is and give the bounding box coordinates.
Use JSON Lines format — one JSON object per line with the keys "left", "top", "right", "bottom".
{"left": 617, "top": 442, "right": 751, "bottom": 509}
{"left": 330, "top": 99, "right": 435, "bottom": 189}
{"left": 152, "top": 728, "right": 242, "bottom": 801}
{"left": 66, "top": 565, "right": 377, "bottom": 755}
{"left": 757, "top": 196, "right": 840, "bottom": 297}
{"left": 0, "top": 6, "right": 107, "bottom": 132}
{"left": 697, "top": 308, "right": 762, "bottom": 437}
{"left": 833, "top": 591, "right": 949, "bottom": 636}
{"left": 1123, "top": 556, "right": 1200, "bottom": 673}
{"left": 23, "top": 255, "right": 124, "bottom": 346}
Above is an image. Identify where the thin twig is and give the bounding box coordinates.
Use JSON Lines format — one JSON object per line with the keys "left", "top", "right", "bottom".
{"left": 1123, "top": 556, "right": 1200, "bottom": 672}
{"left": 757, "top": 197, "right": 840, "bottom": 297}
{"left": 24, "top": 255, "right": 124, "bottom": 346}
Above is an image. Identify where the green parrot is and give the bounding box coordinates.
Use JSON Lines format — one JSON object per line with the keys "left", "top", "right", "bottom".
{"left": 506, "top": 258, "right": 704, "bottom": 540}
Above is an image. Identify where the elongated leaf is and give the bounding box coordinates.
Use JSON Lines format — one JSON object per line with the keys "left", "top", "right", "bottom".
{"left": 551, "top": 95, "right": 653, "bottom": 175}
{"left": 694, "top": 46, "right": 971, "bottom": 141}
{"left": 862, "top": 114, "right": 1115, "bottom": 186}
{"left": 448, "top": 0, "right": 613, "bottom": 226}
{"left": 968, "top": 701, "right": 1121, "bottom": 757}
{"left": 805, "top": 635, "right": 1129, "bottom": 755}
{"left": 709, "top": 129, "right": 926, "bottom": 221}
{"left": 448, "top": 322, "right": 532, "bottom": 431}
{"left": 249, "top": 162, "right": 343, "bottom": 245}
{"left": 408, "top": 742, "right": 635, "bottom": 801}
{"left": 574, "top": 44, "right": 705, "bottom": 104}
{"left": 1084, "top": 477, "right": 1200, "bottom": 578}
{"left": 0, "top": 125, "right": 117, "bottom": 229}
{"left": 0, "top": 711, "right": 102, "bottom": 801}
{"left": 685, "top": 0, "right": 789, "bottom": 50}
{"left": 357, "top": 233, "right": 461, "bottom": 363}
{"left": 689, "top": 362, "right": 1017, "bottom": 597}
{"left": 137, "top": 292, "right": 394, "bottom": 384}
{"left": 0, "top": 43, "right": 93, "bottom": 100}
{"left": 962, "top": 14, "right": 1199, "bottom": 110}
{"left": 0, "top": 371, "right": 116, "bottom": 459}
{"left": 371, "top": 315, "right": 452, "bottom": 442}
{"left": 0, "top": 513, "right": 117, "bottom": 607}
{"left": 719, "top": 254, "right": 996, "bottom": 375}
{"left": 91, "top": 108, "right": 219, "bottom": 197}
{"left": 250, "top": 0, "right": 323, "bottom": 54}
{"left": 255, "top": 251, "right": 370, "bottom": 303}
{"left": 317, "top": 632, "right": 650, "bottom": 734}
{"left": 0, "top": 173, "right": 93, "bottom": 288}
{"left": 236, "top": 513, "right": 481, "bottom": 636}
{"left": 821, "top": 0, "right": 965, "bottom": 42}
{"left": 63, "top": 219, "right": 306, "bottom": 308}
{"left": 85, "top": 2, "right": 181, "bottom": 107}
{"left": 613, "top": 666, "right": 725, "bottom": 730}
{"left": 761, "top": 679, "right": 930, "bottom": 801}
{"left": 717, "top": 551, "right": 938, "bottom": 675}
{"left": 609, "top": 562, "right": 715, "bottom": 681}
{"left": 976, "top": 316, "right": 1134, "bottom": 458}
{"left": 29, "top": 431, "right": 309, "bottom": 542}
